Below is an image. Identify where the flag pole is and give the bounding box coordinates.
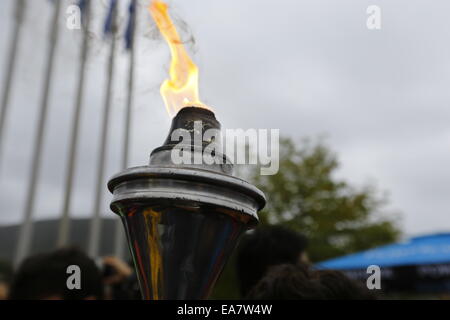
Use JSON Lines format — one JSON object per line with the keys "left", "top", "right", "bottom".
{"left": 114, "top": 0, "right": 138, "bottom": 260}
{"left": 57, "top": 0, "right": 92, "bottom": 248}
{"left": 0, "top": 0, "right": 27, "bottom": 165}
{"left": 15, "top": 0, "right": 62, "bottom": 266}
{"left": 88, "top": 0, "right": 119, "bottom": 258}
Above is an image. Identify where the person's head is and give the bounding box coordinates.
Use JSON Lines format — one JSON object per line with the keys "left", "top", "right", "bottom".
{"left": 312, "top": 269, "right": 375, "bottom": 300}
{"left": 246, "top": 263, "right": 375, "bottom": 300}
{"left": 0, "top": 260, "right": 13, "bottom": 300}
{"left": 236, "top": 226, "right": 308, "bottom": 297}
{"left": 9, "top": 247, "right": 103, "bottom": 300}
{"left": 246, "top": 264, "right": 326, "bottom": 299}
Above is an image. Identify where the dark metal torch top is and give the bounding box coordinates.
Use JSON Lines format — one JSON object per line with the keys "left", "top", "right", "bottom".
{"left": 108, "top": 106, "right": 266, "bottom": 227}
{"left": 162, "top": 106, "right": 220, "bottom": 148}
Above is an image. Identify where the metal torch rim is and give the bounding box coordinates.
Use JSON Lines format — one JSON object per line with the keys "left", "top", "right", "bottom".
{"left": 107, "top": 165, "right": 266, "bottom": 211}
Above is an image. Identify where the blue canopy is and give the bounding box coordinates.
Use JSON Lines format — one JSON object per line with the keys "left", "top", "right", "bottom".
{"left": 317, "top": 233, "right": 450, "bottom": 270}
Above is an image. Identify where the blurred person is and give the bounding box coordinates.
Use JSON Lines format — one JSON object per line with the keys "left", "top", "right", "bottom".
{"left": 0, "top": 280, "right": 8, "bottom": 300}
{"left": 0, "top": 260, "right": 13, "bottom": 300}
{"left": 9, "top": 247, "right": 103, "bottom": 300}
{"left": 313, "top": 269, "right": 376, "bottom": 300}
{"left": 247, "top": 263, "right": 326, "bottom": 299}
{"left": 247, "top": 264, "right": 375, "bottom": 300}
{"left": 100, "top": 256, "right": 140, "bottom": 300}
{"left": 236, "top": 226, "right": 309, "bottom": 297}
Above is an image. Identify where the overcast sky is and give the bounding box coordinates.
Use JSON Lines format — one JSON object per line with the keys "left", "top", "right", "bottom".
{"left": 0, "top": 0, "right": 449, "bottom": 237}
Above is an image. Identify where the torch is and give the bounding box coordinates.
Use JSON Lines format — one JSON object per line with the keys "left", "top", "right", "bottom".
{"left": 107, "top": 1, "right": 265, "bottom": 299}
{"left": 108, "top": 106, "right": 265, "bottom": 299}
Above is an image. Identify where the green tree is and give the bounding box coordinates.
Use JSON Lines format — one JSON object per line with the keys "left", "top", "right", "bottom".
{"left": 252, "top": 137, "right": 401, "bottom": 262}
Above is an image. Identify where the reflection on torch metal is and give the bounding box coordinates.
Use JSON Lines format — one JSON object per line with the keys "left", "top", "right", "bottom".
{"left": 144, "top": 209, "right": 162, "bottom": 299}
{"left": 119, "top": 203, "right": 249, "bottom": 299}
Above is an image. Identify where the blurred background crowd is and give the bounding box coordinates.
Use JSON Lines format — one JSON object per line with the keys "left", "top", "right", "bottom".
{"left": 2, "top": 226, "right": 377, "bottom": 300}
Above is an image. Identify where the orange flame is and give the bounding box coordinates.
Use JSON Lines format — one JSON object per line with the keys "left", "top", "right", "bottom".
{"left": 149, "top": 0, "right": 211, "bottom": 117}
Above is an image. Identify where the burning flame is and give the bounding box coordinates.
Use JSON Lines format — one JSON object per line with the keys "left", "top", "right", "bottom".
{"left": 149, "top": 0, "right": 211, "bottom": 117}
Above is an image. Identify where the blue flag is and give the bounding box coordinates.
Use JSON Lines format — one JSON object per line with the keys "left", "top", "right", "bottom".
{"left": 125, "top": 0, "right": 137, "bottom": 50}
{"left": 78, "top": 0, "right": 86, "bottom": 14}
{"left": 78, "top": 0, "right": 87, "bottom": 24}
{"left": 104, "top": 0, "right": 118, "bottom": 36}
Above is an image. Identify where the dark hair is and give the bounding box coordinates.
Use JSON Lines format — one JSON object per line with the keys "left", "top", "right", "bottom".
{"left": 312, "top": 269, "right": 376, "bottom": 300}
{"left": 247, "top": 264, "right": 376, "bottom": 300}
{"left": 236, "top": 226, "right": 308, "bottom": 297}
{"left": 246, "top": 264, "right": 326, "bottom": 300}
{"left": 9, "top": 247, "right": 103, "bottom": 300}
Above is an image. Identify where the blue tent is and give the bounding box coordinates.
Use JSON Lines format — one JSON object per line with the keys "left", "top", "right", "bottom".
{"left": 317, "top": 233, "right": 450, "bottom": 269}
{"left": 317, "top": 233, "right": 450, "bottom": 293}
